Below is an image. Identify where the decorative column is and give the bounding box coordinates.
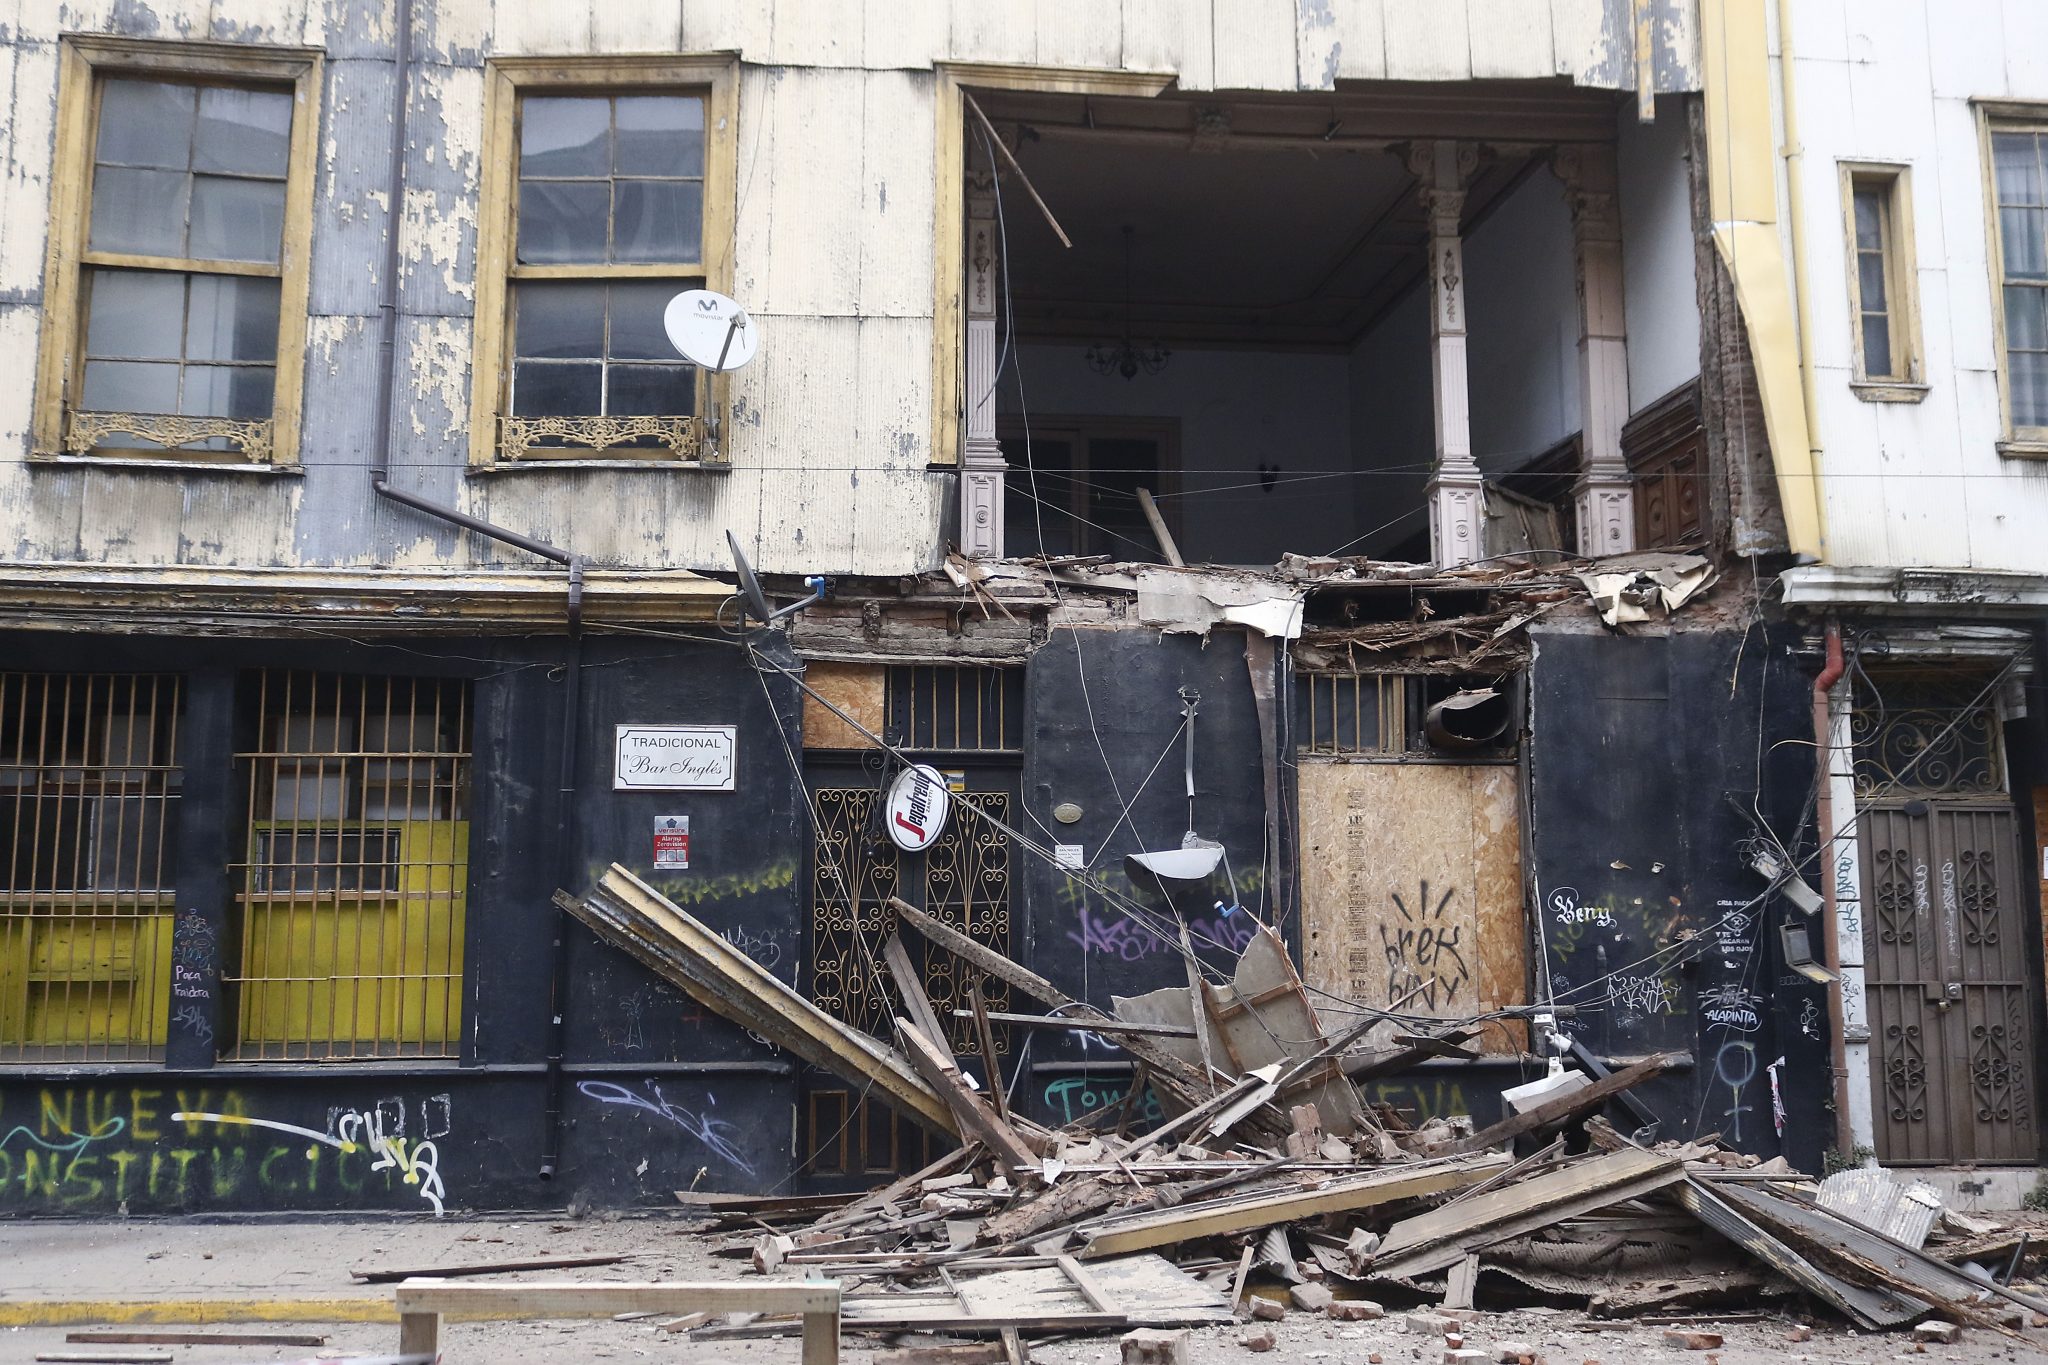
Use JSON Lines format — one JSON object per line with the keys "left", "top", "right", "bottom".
{"left": 1554, "top": 144, "right": 1636, "bottom": 557}
{"left": 1410, "top": 141, "right": 1485, "bottom": 567}
{"left": 959, "top": 161, "right": 1007, "bottom": 558}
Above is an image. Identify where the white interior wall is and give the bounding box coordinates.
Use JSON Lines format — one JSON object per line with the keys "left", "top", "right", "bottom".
{"left": 1001, "top": 343, "right": 1354, "bottom": 565}
{"left": 1345, "top": 288, "right": 1434, "bottom": 559}
{"left": 1463, "top": 164, "right": 1582, "bottom": 471}
{"left": 1618, "top": 95, "right": 1704, "bottom": 411}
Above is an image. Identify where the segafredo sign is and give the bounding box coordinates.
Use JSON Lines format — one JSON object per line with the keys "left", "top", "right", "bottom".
{"left": 885, "top": 764, "right": 951, "bottom": 852}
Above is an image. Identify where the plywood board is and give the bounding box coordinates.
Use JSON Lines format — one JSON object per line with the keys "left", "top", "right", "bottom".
{"left": 1298, "top": 761, "right": 1526, "bottom": 1053}
{"left": 803, "top": 661, "right": 885, "bottom": 749}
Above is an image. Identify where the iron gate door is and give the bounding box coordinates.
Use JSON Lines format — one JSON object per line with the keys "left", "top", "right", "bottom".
{"left": 1861, "top": 805, "right": 2035, "bottom": 1163}
{"left": 800, "top": 775, "right": 1014, "bottom": 1181}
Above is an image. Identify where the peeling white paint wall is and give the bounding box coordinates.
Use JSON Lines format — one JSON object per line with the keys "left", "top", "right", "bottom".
{"left": 1789, "top": 0, "right": 2048, "bottom": 575}
{"left": 0, "top": 0, "right": 1700, "bottom": 577}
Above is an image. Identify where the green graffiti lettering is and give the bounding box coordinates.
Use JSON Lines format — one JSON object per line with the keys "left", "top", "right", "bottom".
{"left": 63, "top": 1154, "right": 104, "bottom": 1206}
{"left": 210, "top": 1146, "right": 247, "bottom": 1198}
{"left": 38, "top": 1090, "right": 73, "bottom": 1139}
{"left": 19, "top": 1148, "right": 57, "bottom": 1197}
{"left": 130, "top": 1090, "right": 162, "bottom": 1143}
{"left": 257, "top": 1143, "right": 300, "bottom": 1196}
{"left": 166, "top": 1149, "right": 200, "bottom": 1200}
{"left": 109, "top": 1149, "right": 138, "bottom": 1203}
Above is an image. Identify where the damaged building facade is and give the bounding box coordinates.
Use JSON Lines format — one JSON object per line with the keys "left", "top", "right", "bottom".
{"left": 0, "top": 0, "right": 1921, "bottom": 1216}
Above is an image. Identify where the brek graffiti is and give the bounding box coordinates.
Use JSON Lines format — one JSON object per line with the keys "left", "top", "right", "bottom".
{"left": 886, "top": 764, "right": 951, "bottom": 852}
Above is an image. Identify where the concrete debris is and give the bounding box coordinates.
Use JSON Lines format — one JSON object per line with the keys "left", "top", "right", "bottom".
{"left": 1576, "top": 552, "right": 1718, "bottom": 626}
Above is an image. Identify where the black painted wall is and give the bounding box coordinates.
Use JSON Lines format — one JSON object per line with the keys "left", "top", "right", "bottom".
{"left": 1528, "top": 623, "right": 1831, "bottom": 1169}
{"left": 1007, "top": 626, "right": 1285, "bottom": 1129}
{"left": 0, "top": 629, "right": 803, "bottom": 1215}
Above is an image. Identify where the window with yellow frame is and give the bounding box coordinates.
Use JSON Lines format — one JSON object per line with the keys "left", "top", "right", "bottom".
{"left": 32, "top": 37, "right": 320, "bottom": 467}
{"left": 471, "top": 56, "right": 737, "bottom": 467}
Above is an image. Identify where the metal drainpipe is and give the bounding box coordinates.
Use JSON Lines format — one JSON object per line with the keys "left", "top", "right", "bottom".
{"left": 367, "top": 0, "right": 591, "bottom": 1181}
{"left": 1811, "top": 619, "right": 1854, "bottom": 1160}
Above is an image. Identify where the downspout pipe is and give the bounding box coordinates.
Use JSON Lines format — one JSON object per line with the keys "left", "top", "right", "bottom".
{"left": 367, "top": 0, "right": 590, "bottom": 1181}
{"left": 1811, "top": 620, "right": 1854, "bottom": 1160}
{"left": 366, "top": 0, "right": 579, "bottom": 575}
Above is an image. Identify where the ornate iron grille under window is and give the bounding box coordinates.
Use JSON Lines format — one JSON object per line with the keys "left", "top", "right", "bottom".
{"left": 0, "top": 673, "right": 183, "bottom": 1062}
{"left": 1851, "top": 666, "right": 2006, "bottom": 799}
{"left": 228, "top": 671, "right": 470, "bottom": 1061}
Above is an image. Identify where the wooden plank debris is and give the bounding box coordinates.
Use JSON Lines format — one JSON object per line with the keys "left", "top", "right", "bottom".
{"left": 1073, "top": 1154, "right": 1508, "bottom": 1259}
{"left": 352, "top": 1253, "right": 627, "bottom": 1284}
{"left": 897, "top": 1016, "right": 1040, "bottom": 1172}
{"left": 393, "top": 1280, "right": 842, "bottom": 1365}
{"left": 65, "top": 1332, "right": 328, "bottom": 1347}
{"left": 1425, "top": 1053, "right": 1682, "bottom": 1156}
{"left": 560, "top": 868, "right": 954, "bottom": 1133}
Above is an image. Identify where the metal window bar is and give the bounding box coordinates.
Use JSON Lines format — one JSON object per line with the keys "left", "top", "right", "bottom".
{"left": 1297, "top": 673, "right": 1405, "bottom": 756}
{"left": 227, "top": 671, "right": 470, "bottom": 1061}
{"left": 1850, "top": 665, "right": 2008, "bottom": 801}
{"left": 0, "top": 673, "right": 183, "bottom": 1062}
{"left": 886, "top": 666, "right": 1024, "bottom": 752}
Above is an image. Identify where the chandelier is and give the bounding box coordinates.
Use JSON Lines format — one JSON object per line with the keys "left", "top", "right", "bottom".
{"left": 1086, "top": 225, "right": 1171, "bottom": 380}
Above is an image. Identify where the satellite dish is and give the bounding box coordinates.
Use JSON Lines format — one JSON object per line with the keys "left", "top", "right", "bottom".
{"left": 666, "top": 289, "right": 759, "bottom": 372}
{"left": 725, "top": 531, "right": 777, "bottom": 626}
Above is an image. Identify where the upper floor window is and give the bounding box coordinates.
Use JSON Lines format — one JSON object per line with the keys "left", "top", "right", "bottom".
{"left": 33, "top": 38, "right": 320, "bottom": 467}
{"left": 1838, "top": 164, "right": 1922, "bottom": 398}
{"left": 472, "top": 58, "right": 736, "bottom": 467}
{"left": 1991, "top": 121, "right": 2048, "bottom": 449}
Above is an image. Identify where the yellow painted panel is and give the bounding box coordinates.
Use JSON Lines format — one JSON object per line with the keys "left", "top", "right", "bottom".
{"left": 0, "top": 911, "right": 172, "bottom": 1048}
{"left": 237, "top": 822, "right": 468, "bottom": 1048}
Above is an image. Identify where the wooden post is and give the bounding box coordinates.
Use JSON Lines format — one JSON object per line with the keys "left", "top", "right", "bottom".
{"left": 397, "top": 1310, "right": 440, "bottom": 1356}
{"left": 1554, "top": 143, "right": 1636, "bottom": 556}
{"left": 961, "top": 144, "right": 1007, "bottom": 557}
{"left": 1410, "top": 140, "right": 1486, "bottom": 567}
{"left": 802, "top": 1299, "right": 841, "bottom": 1365}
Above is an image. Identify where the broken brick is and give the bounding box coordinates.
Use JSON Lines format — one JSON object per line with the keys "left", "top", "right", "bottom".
{"left": 1239, "top": 1327, "right": 1277, "bottom": 1353}
{"left": 1660, "top": 1331, "right": 1722, "bottom": 1351}
{"left": 1326, "top": 1299, "right": 1385, "bottom": 1321}
{"left": 1288, "top": 1283, "right": 1335, "bottom": 1313}
{"left": 1912, "top": 1321, "right": 1961, "bottom": 1346}
{"left": 1120, "top": 1328, "right": 1189, "bottom": 1365}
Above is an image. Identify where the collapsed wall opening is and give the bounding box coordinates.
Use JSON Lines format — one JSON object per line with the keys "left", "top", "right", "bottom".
{"left": 960, "top": 83, "right": 1699, "bottom": 569}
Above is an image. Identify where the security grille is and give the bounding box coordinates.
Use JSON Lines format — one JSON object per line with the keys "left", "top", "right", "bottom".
{"left": 887, "top": 666, "right": 1023, "bottom": 752}
{"left": 228, "top": 671, "right": 470, "bottom": 1060}
{"left": 0, "top": 673, "right": 183, "bottom": 1061}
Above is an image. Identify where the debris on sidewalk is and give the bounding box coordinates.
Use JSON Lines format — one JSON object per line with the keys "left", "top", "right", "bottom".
{"left": 557, "top": 866, "right": 2048, "bottom": 1357}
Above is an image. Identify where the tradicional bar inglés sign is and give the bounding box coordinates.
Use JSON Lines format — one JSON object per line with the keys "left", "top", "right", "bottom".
{"left": 614, "top": 725, "right": 737, "bottom": 791}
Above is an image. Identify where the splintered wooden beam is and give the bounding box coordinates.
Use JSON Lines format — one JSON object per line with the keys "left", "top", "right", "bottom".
{"left": 1369, "top": 1148, "right": 1683, "bottom": 1279}
{"left": 354, "top": 1253, "right": 626, "bottom": 1284}
{"left": 1071, "top": 1153, "right": 1508, "bottom": 1259}
{"left": 888, "top": 897, "right": 1255, "bottom": 1130}
{"left": 560, "top": 869, "right": 955, "bottom": 1134}
{"left": 897, "top": 1017, "right": 1039, "bottom": 1171}
{"left": 1424, "top": 1052, "right": 1682, "bottom": 1157}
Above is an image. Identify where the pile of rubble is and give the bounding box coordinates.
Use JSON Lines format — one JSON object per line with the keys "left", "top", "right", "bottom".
{"left": 559, "top": 865, "right": 2048, "bottom": 1354}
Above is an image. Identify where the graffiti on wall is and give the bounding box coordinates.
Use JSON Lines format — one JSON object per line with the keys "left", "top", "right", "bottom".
{"left": 0, "top": 1088, "right": 455, "bottom": 1212}
{"left": 1379, "top": 879, "right": 1471, "bottom": 1010}
{"left": 1059, "top": 867, "right": 1265, "bottom": 964}
{"left": 1040, "top": 1075, "right": 1165, "bottom": 1127}
{"left": 576, "top": 1080, "right": 753, "bottom": 1177}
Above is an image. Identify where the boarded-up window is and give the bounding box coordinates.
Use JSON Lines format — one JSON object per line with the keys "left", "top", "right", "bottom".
{"left": 1296, "top": 763, "right": 1526, "bottom": 1054}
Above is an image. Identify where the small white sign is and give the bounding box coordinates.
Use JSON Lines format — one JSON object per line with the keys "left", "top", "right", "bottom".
{"left": 615, "top": 725, "right": 736, "bottom": 791}
{"left": 1054, "top": 844, "right": 1085, "bottom": 870}
{"left": 885, "top": 764, "right": 952, "bottom": 852}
